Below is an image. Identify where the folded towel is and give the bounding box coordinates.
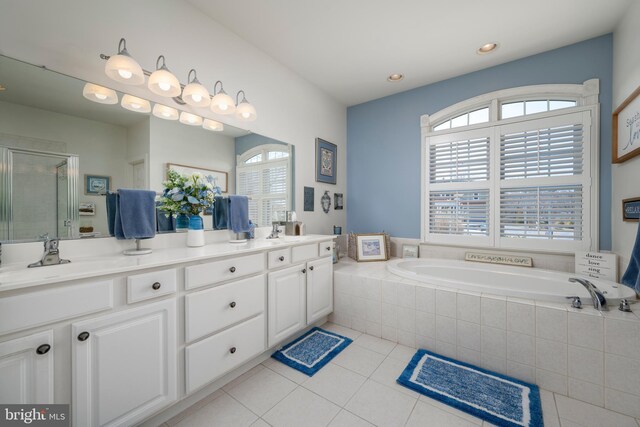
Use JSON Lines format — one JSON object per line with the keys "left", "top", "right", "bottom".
{"left": 106, "top": 192, "right": 118, "bottom": 236}
{"left": 115, "top": 189, "right": 157, "bottom": 240}
{"left": 622, "top": 222, "right": 640, "bottom": 293}
{"left": 156, "top": 203, "right": 175, "bottom": 232}
{"left": 228, "top": 195, "right": 250, "bottom": 233}
{"left": 213, "top": 196, "right": 228, "bottom": 230}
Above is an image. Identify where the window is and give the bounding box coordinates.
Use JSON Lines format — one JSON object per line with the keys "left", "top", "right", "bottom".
{"left": 422, "top": 81, "right": 598, "bottom": 252}
{"left": 433, "top": 107, "right": 490, "bottom": 131}
{"left": 236, "top": 144, "right": 291, "bottom": 227}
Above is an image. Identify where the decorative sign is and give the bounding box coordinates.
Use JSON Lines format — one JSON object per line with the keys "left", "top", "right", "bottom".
{"left": 613, "top": 85, "right": 640, "bottom": 163}
{"left": 575, "top": 251, "right": 618, "bottom": 282}
{"left": 464, "top": 252, "right": 532, "bottom": 267}
{"left": 623, "top": 197, "right": 640, "bottom": 222}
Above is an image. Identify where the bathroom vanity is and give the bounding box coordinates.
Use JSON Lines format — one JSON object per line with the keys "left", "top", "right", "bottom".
{"left": 0, "top": 235, "right": 334, "bottom": 426}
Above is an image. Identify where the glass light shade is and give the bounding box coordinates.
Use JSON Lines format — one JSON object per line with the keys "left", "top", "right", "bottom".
{"left": 182, "top": 82, "right": 210, "bottom": 107}
{"left": 210, "top": 91, "right": 236, "bottom": 115}
{"left": 203, "top": 118, "right": 224, "bottom": 132}
{"left": 121, "top": 94, "right": 151, "bottom": 113}
{"left": 148, "top": 69, "right": 181, "bottom": 97}
{"left": 179, "top": 112, "right": 203, "bottom": 126}
{"left": 235, "top": 101, "right": 257, "bottom": 121}
{"left": 105, "top": 54, "right": 144, "bottom": 85}
{"left": 152, "top": 104, "right": 179, "bottom": 120}
{"left": 82, "top": 83, "right": 118, "bottom": 104}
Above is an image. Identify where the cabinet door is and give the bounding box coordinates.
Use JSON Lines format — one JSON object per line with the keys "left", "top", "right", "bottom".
{"left": 72, "top": 299, "right": 177, "bottom": 427}
{"left": 0, "top": 330, "right": 53, "bottom": 404}
{"left": 268, "top": 264, "right": 306, "bottom": 347}
{"left": 306, "top": 257, "right": 334, "bottom": 324}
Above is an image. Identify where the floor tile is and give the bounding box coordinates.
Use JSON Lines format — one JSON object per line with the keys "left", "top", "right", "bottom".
{"left": 322, "top": 322, "right": 362, "bottom": 340}
{"left": 263, "top": 387, "right": 340, "bottom": 427}
{"left": 345, "top": 380, "right": 417, "bottom": 427}
{"left": 418, "top": 395, "right": 483, "bottom": 425}
{"left": 222, "top": 364, "right": 265, "bottom": 392}
{"left": 370, "top": 357, "right": 420, "bottom": 398}
{"left": 303, "top": 363, "right": 367, "bottom": 406}
{"left": 560, "top": 419, "right": 583, "bottom": 427}
{"left": 354, "top": 333, "right": 396, "bottom": 355}
{"left": 406, "top": 400, "right": 478, "bottom": 427}
{"left": 328, "top": 410, "right": 374, "bottom": 427}
{"left": 540, "top": 389, "right": 561, "bottom": 427}
{"left": 250, "top": 419, "right": 271, "bottom": 427}
{"left": 175, "top": 393, "right": 258, "bottom": 427}
{"left": 331, "top": 343, "right": 386, "bottom": 377}
{"left": 555, "top": 394, "right": 638, "bottom": 427}
{"left": 166, "top": 390, "right": 225, "bottom": 426}
{"left": 226, "top": 368, "right": 297, "bottom": 416}
{"left": 387, "top": 344, "right": 417, "bottom": 363}
{"left": 263, "top": 357, "right": 309, "bottom": 384}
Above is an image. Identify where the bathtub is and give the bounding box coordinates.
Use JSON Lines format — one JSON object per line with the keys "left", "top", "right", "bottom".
{"left": 387, "top": 258, "right": 636, "bottom": 305}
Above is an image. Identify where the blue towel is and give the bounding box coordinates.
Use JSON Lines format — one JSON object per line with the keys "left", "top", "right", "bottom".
{"left": 213, "top": 196, "right": 228, "bottom": 230}
{"left": 228, "top": 195, "right": 250, "bottom": 233}
{"left": 622, "top": 222, "right": 640, "bottom": 293}
{"left": 156, "top": 203, "right": 175, "bottom": 232}
{"left": 106, "top": 192, "right": 118, "bottom": 236}
{"left": 114, "top": 189, "right": 157, "bottom": 240}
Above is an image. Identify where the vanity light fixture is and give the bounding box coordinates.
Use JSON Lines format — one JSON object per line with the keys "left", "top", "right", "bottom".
{"left": 148, "top": 55, "right": 181, "bottom": 97}
{"left": 152, "top": 104, "right": 179, "bottom": 120}
{"left": 104, "top": 38, "right": 145, "bottom": 85}
{"left": 121, "top": 94, "right": 151, "bottom": 113}
{"left": 182, "top": 69, "right": 210, "bottom": 107}
{"left": 477, "top": 43, "right": 498, "bottom": 54}
{"left": 0, "top": 84, "right": 6, "bottom": 91}
{"left": 210, "top": 81, "right": 236, "bottom": 115}
{"left": 82, "top": 83, "right": 118, "bottom": 104}
{"left": 179, "top": 111, "right": 203, "bottom": 126}
{"left": 235, "top": 90, "right": 257, "bottom": 121}
{"left": 203, "top": 118, "right": 224, "bottom": 132}
{"left": 387, "top": 73, "right": 404, "bottom": 82}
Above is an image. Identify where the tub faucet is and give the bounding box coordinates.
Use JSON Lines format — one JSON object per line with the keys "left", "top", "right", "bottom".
{"left": 28, "top": 236, "right": 70, "bottom": 268}
{"left": 569, "top": 277, "right": 607, "bottom": 311}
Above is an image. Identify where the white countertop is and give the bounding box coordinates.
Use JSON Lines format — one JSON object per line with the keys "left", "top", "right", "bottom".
{"left": 0, "top": 235, "right": 334, "bottom": 292}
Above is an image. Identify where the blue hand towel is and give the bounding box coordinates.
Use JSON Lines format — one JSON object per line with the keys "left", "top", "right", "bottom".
{"left": 622, "top": 222, "right": 640, "bottom": 293}
{"left": 228, "top": 195, "right": 250, "bottom": 233}
{"left": 106, "top": 192, "right": 118, "bottom": 236}
{"left": 213, "top": 196, "right": 228, "bottom": 230}
{"left": 115, "top": 189, "right": 157, "bottom": 240}
{"left": 155, "top": 203, "right": 175, "bottom": 232}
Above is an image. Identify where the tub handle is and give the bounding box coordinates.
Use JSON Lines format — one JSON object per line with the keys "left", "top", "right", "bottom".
{"left": 566, "top": 296, "right": 582, "bottom": 309}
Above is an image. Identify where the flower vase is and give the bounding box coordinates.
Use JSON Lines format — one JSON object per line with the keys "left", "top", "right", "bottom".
{"left": 176, "top": 213, "right": 189, "bottom": 232}
{"left": 187, "top": 215, "right": 205, "bottom": 247}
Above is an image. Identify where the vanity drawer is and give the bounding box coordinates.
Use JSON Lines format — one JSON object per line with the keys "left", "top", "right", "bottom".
{"left": 185, "top": 253, "right": 265, "bottom": 290}
{"left": 0, "top": 280, "right": 113, "bottom": 335}
{"left": 127, "top": 268, "right": 177, "bottom": 304}
{"left": 319, "top": 241, "right": 334, "bottom": 257}
{"left": 185, "top": 314, "right": 265, "bottom": 393}
{"left": 291, "top": 244, "right": 318, "bottom": 263}
{"left": 185, "top": 274, "right": 265, "bottom": 342}
{"left": 268, "top": 248, "right": 291, "bottom": 269}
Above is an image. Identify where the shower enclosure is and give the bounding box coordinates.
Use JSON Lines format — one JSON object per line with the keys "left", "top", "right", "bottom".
{"left": 0, "top": 146, "right": 79, "bottom": 241}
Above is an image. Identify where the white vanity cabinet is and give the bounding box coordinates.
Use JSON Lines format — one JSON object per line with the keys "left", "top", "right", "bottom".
{"left": 71, "top": 299, "right": 177, "bottom": 427}
{"left": 0, "top": 330, "right": 53, "bottom": 404}
{"left": 306, "top": 256, "right": 333, "bottom": 324}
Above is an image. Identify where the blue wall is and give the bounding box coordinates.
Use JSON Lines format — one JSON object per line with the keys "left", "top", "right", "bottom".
{"left": 347, "top": 35, "right": 613, "bottom": 250}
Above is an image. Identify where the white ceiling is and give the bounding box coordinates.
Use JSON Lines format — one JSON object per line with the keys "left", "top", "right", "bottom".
{"left": 187, "top": 0, "right": 632, "bottom": 106}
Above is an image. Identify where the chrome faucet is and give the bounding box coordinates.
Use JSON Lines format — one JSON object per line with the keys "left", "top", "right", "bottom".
{"left": 267, "top": 222, "right": 282, "bottom": 239}
{"left": 28, "top": 235, "right": 70, "bottom": 268}
{"left": 569, "top": 277, "right": 607, "bottom": 311}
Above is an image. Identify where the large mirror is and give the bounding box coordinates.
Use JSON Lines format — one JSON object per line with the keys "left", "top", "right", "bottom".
{"left": 0, "top": 55, "right": 294, "bottom": 242}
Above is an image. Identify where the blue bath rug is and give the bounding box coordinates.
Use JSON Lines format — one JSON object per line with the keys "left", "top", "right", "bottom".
{"left": 397, "top": 349, "right": 543, "bottom": 427}
{"left": 271, "top": 327, "right": 352, "bottom": 376}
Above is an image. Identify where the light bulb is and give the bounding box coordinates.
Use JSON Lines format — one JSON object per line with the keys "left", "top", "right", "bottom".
{"left": 162, "top": 111, "right": 170, "bottom": 117}
{"left": 182, "top": 71, "right": 211, "bottom": 107}
{"left": 104, "top": 39, "right": 144, "bottom": 85}
{"left": 219, "top": 104, "right": 228, "bottom": 111}
{"left": 82, "top": 83, "right": 118, "bottom": 105}
{"left": 179, "top": 111, "right": 202, "bottom": 126}
{"left": 148, "top": 57, "right": 181, "bottom": 97}
{"left": 203, "top": 119, "right": 223, "bottom": 131}
{"left": 158, "top": 81, "right": 171, "bottom": 92}
{"left": 121, "top": 94, "right": 151, "bottom": 113}
{"left": 191, "top": 93, "right": 202, "bottom": 103}
{"left": 118, "top": 69, "right": 133, "bottom": 79}
{"left": 152, "top": 103, "right": 179, "bottom": 120}
{"left": 242, "top": 112, "right": 250, "bottom": 118}
{"left": 95, "top": 93, "right": 107, "bottom": 100}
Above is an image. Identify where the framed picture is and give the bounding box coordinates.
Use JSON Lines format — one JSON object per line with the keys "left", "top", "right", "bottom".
{"left": 334, "top": 193, "right": 344, "bottom": 210}
{"left": 304, "top": 186, "right": 315, "bottom": 211}
{"left": 167, "top": 163, "right": 228, "bottom": 193}
{"left": 623, "top": 197, "right": 640, "bottom": 222}
{"left": 613, "top": 85, "right": 640, "bottom": 163}
{"left": 79, "top": 202, "right": 96, "bottom": 216}
{"left": 85, "top": 174, "right": 111, "bottom": 195}
{"left": 356, "top": 233, "right": 387, "bottom": 262}
{"left": 402, "top": 244, "right": 419, "bottom": 259}
{"left": 316, "top": 138, "right": 337, "bottom": 184}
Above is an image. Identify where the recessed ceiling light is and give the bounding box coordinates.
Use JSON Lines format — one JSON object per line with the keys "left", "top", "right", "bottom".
{"left": 0, "top": 84, "right": 6, "bottom": 91}
{"left": 387, "top": 73, "right": 404, "bottom": 82}
{"left": 477, "top": 43, "right": 498, "bottom": 55}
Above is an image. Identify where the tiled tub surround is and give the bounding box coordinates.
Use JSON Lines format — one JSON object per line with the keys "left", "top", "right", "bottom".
{"left": 330, "top": 259, "right": 640, "bottom": 418}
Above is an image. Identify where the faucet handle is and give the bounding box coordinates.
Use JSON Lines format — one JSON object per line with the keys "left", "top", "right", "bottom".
{"left": 566, "top": 296, "right": 582, "bottom": 309}
{"left": 619, "top": 299, "right": 634, "bottom": 312}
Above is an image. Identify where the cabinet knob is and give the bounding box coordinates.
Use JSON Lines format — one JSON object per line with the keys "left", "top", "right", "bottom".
{"left": 229, "top": 301, "right": 237, "bottom": 308}
{"left": 309, "top": 266, "right": 314, "bottom": 271}
{"left": 152, "top": 282, "right": 161, "bottom": 290}
{"left": 278, "top": 256, "right": 285, "bottom": 261}
{"left": 77, "top": 331, "right": 90, "bottom": 342}
{"left": 229, "top": 266, "right": 236, "bottom": 273}
{"left": 36, "top": 344, "right": 51, "bottom": 355}
{"left": 229, "top": 347, "right": 237, "bottom": 354}
{"left": 302, "top": 268, "right": 306, "bottom": 274}
{"left": 326, "top": 246, "right": 331, "bottom": 251}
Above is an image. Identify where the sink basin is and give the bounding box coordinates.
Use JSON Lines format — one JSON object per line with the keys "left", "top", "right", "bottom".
{"left": 0, "top": 258, "right": 122, "bottom": 287}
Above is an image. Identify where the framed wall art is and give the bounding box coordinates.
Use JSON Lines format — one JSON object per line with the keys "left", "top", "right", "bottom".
{"left": 304, "top": 186, "right": 315, "bottom": 211}
{"left": 334, "top": 193, "right": 344, "bottom": 210}
{"left": 315, "top": 138, "right": 337, "bottom": 184}
{"left": 167, "top": 163, "right": 228, "bottom": 193}
{"left": 613, "top": 85, "right": 640, "bottom": 163}
{"left": 623, "top": 197, "right": 640, "bottom": 222}
{"left": 84, "top": 174, "right": 111, "bottom": 195}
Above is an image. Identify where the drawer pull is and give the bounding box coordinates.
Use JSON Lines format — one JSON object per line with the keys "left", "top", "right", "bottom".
{"left": 229, "top": 266, "right": 236, "bottom": 273}
{"left": 309, "top": 266, "right": 314, "bottom": 271}
{"left": 278, "top": 256, "right": 285, "bottom": 261}
{"left": 229, "top": 347, "right": 237, "bottom": 354}
{"left": 229, "top": 301, "right": 237, "bottom": 308}
{"left": 302, "top": 268, "right": 306, "bottom": 274}
{"left": 77, "top": 331, "right": 90, "bottom": 342}
{"left": 326, "top": 246, "right": 331, "bottom": 251}
{"left": 36, "top": 344, "right": 51, "bottom": 355}
{"left": 152, "top": 282, "right": 161, "bottom": 290}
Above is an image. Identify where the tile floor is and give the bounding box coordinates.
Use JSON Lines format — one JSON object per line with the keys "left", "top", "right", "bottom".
{"left": 163, "top": 323, "right": 640, "bottom": 427}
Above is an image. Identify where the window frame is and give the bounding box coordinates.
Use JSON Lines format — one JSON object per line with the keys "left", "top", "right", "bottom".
{"left": 421, "top": 80, "right": 600, "bottom": 253}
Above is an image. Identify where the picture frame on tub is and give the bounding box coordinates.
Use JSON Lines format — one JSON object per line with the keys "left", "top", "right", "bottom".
{"left": 402, "top": 244, "right": 419, "bottom": 259}
{"left": 355, "top": 233, "right": 388, "bottom": 262}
